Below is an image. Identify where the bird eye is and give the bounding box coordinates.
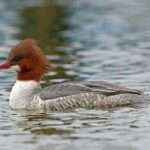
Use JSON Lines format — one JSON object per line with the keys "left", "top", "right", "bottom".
{"left": 12, "top": 56, "right": 23, "bottom": 63}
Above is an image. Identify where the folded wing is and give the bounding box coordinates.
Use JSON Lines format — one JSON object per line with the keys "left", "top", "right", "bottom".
{"left": 38, "top": 81, "right": 142, "bottom": 100}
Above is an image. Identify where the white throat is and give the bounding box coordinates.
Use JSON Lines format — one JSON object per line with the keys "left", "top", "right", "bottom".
{"left": 9, "top": 80, "right": 41, "bottom": 109}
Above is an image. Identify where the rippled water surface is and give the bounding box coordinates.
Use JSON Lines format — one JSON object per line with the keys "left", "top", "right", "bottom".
{"left": 1, "top": 0, "right": 150, "bottom": 149}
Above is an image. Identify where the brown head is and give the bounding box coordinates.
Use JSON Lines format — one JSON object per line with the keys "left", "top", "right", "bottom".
{"left": 0, "top": 39, "right": 49, "bottom": 81}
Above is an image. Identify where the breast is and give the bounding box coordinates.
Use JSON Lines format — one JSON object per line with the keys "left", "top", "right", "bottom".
{"left": 9, "top": 80, "right": 41, "bottom": 109}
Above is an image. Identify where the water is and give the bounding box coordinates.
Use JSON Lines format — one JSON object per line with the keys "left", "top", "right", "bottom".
{"left": 0, "top": 0, "right": 150, "bottom": 149}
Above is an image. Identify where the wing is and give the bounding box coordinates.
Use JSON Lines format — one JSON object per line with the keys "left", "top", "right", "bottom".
{"left": 81, "top": 81, "right": 141, "bottom": 95}
{"left": 38, "top": 81, "right": 142, "bottom": 100}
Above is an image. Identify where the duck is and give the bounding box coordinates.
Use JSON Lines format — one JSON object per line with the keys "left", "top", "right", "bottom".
{"left": 0, "top": 39, "right": 149, "bottom": 111}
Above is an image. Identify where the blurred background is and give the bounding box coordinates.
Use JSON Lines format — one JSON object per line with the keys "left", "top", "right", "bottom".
{"left": 1, "top": 0, "right": 150, "bottom": 86}
{"left": 1, "top": 0, "right": 150, "bottom": 150}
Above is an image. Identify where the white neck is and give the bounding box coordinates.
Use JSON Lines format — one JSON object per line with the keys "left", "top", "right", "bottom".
{"left": 9, "top": 80, "right": 41, "bottom": 109}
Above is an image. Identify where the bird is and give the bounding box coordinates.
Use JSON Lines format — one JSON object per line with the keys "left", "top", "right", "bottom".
{"left": 0, "top": 39, "right": 149, "bottom": 111}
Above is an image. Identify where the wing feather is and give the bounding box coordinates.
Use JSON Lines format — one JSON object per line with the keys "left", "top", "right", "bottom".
{"left": 38, "top": 81, "right": 142, "bottom": 100}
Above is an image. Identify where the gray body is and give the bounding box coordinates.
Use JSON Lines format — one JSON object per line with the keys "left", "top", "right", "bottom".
{"left": 36, "top": 81, "right": 149, "bottom": 111}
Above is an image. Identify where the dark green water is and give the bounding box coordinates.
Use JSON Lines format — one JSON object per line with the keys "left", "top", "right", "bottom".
{"left": 1, "top": 0, "right": 150, "bottom": 149}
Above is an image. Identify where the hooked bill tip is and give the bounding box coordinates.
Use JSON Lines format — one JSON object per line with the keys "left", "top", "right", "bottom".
{"left": 0, "top": 60, "right": 11, "bottom": 69}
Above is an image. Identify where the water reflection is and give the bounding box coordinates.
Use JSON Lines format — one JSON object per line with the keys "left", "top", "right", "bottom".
{"left": 11, "top": 110, "right": 73, "bottom": 136}
{"left": 17, "top": 0, "right": 77, "bottom": 83}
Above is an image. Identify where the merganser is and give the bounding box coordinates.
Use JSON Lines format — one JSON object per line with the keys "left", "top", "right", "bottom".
{"left": 0, "top": 39, "right": 149, "bottom": 111}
